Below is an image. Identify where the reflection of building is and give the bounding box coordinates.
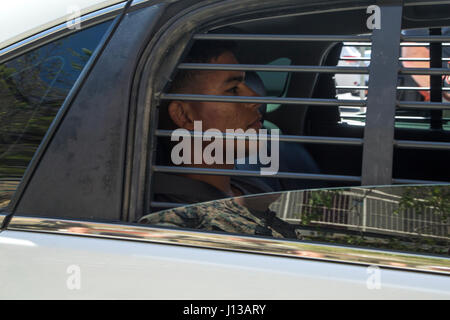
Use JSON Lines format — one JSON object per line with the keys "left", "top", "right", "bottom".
{"left": 270, "top": 188, "right": 449, "bottom": 238}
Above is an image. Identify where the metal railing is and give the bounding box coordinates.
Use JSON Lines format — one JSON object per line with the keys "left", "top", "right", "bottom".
{"left": 271, "top": 189, "right": 449, "bottom": 238}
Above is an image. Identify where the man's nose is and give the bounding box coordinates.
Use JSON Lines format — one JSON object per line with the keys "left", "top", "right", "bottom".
{"left": 242, "top": 83, "right": 262, "bottom": 109}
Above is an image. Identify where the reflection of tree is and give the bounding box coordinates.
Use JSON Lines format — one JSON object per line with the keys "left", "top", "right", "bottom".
{"left": 291, "top": 186, "right": 449, "bottom": 256}
{"left": 300, "top": 190, "right": 348, "bottom": 225}
{"left": 68, "top": 48, "right": 93, "bottom": 71}
{"left": 0, "top": 50, "right": 63, "bottom": 178}
{"left": 396, "top": 186, "right": 449, "bottom": 224}
{"left": 0, "top": 39, "right": 93, "bottom": 179}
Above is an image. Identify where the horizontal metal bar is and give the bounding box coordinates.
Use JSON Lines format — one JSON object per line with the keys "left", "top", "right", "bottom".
{"left": 339, "top": 57, "right": 370, "bottom": 61}
{"left": 400, "top": 68, "right": 450, "bottom": 75}
{"left": 153, "top": 166, "right": 362, "bottom": 183}
{"left": 347, "top": 43, "right": 450, "bottom": 48}
{"left": 155, "top": 129, "right": 364, "bottom": 146}
{"left": 399, "top": 58, "right": 429, "bottom": 61}
{"left": 336, "top": 85, "right": 368, "bottom": 90}
{"left": 400, "top": 58, "right": 450, "bottom": 62}
{"left": 400, "top": 43, "right": 428, "bottom": 47}
{"left": 178, "top": 63, "right": 369, "bottom": 74}
{"left": 393, "top": 178, "right": 450, "bottom": 184}
{"left": 193, "top": 33, "right": 372, "bottom": 42}
{"left": 160, "top": 94, "right": 366, "bottom": 107}
{"left": 397, "top": 86, "right": 450, "bottom": 91}
{"left": 150, "top": 201, "right": 187, "bottom": 209}
{"left": 397, "top": 101, "right": 450, "bottom": 110}
{"left": 400, "top": 43, "right": 450, "bottom": 47}
{"left": 394, "top": 140, "right": 450, "bottom": 150}
{"left": 332, "top": 43, "right": 450, "bottom": 48}
{"left": 342, "top": 42, "right": 372, "bottom": 47}
{"left": 343, "top": 116, "right": 442, "bottom": 124}
{"left": 337, "top": 86, "right": 450, "bottom": 91}
{"left": 402, "top": 35, "right": 450, "bottom": 42}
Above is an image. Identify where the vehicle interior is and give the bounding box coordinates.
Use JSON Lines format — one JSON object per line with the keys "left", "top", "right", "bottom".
{"left": 149, "top": 2, "right": 450, "bottom": 213}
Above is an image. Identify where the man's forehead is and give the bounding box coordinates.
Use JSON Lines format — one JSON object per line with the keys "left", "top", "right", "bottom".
{"left": 199, "top": 70, "right": 245, "bottom": 88}
{"left": 223, "top": 71, "right": 245, "bottom": 83}
{"left": 211, "top": 50, "right": 239, "bottom": 64}
{"left": 192, "top": 51, "right": 244, "bottom": 88}
{"left": 212, "top": 51, "right": 244, "bottom": 81}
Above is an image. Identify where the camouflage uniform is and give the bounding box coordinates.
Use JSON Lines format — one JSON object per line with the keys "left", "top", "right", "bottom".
{"left": 140, "top": 198, "right": 299, "bottom": 239}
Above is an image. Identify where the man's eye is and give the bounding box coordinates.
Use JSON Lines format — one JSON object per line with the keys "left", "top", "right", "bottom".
{"left": 226, "top": 86, "right": 239, "bottom": 94}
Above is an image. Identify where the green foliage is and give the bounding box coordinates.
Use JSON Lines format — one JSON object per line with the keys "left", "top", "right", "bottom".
{"left": 397, "top": 186, "right": 450, "bottom": 223}
{"left": 300, "top": 190, "right": 344, "bottom": 225}
{"left": 292, "top": 186, "right": 449, "bottom": 256}
{"left": 0, "top": 41, "right": 93, "bottom": 182}
{"left": 68, "top": 47, "right": 93, "bottom": 71}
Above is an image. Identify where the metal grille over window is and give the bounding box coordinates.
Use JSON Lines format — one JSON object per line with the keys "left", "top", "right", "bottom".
{"left": 150, "top": 32, "right": 373, "bottom": 212}
{"left": 148, "top": 8, "right": 450, "bottom": 214}
{"left": 394, "top": 28, "right": 450, "bottom": 183}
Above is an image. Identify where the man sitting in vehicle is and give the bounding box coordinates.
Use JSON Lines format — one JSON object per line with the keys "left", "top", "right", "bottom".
{"left": 154, "top": 40, "right": 274, "bottom": 203}
{"left": 145, "top": 40, "right": 299, "bottom": 238}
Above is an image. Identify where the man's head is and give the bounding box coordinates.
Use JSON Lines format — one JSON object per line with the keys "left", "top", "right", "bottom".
{"left": 163, "top": 40, "right": 262, "bottom": 133}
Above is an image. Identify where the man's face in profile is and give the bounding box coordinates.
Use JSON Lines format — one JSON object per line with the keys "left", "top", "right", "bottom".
{"left": 169, "top": 51, "right": 262, "bottom": 134}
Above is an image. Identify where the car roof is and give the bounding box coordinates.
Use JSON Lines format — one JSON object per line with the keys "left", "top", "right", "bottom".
{"left": 0, "top": 0, "right": 445, "bottom": 52}
{"left": 0, "top": 0, "right": 125, "bottom": 50}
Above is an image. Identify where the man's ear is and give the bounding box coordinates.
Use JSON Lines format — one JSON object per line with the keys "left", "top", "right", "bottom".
{"left": 168, "top": 101, "right": 195, "bottom": 130}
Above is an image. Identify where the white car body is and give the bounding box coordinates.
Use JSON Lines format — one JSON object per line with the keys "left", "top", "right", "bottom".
{"left": 0, "top": 0, "right": 126, "bottom": 50}
{"left": 0, "top": 0, "right": 449, "bottom": 300}
{"left": 1, "top": 229, "right": 449, "bottom": 299}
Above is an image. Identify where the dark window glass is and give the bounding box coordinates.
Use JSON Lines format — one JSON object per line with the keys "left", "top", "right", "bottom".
{"left": 140, "top": 185, "right": 450, "bottom": 257}
{"left": 0, "top": 20, "right": 112, "bottom": 209}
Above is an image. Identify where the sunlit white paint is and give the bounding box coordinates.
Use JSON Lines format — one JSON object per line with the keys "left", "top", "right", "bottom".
{"left": 1, "top": 230, "right": 449, "bottom": 299}
{"left": 0, "top": 0, "right": 125, "bottom": 49}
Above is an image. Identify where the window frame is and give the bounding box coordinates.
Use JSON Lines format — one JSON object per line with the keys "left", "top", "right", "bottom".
{"left": 0, "top": 2, "right": 134, "bottom": 218}
{"left": 132, "top": 0, "right": 450, "bottom": 223}
{"left": 132, "top": 0, "right": 378, "bottom": 222}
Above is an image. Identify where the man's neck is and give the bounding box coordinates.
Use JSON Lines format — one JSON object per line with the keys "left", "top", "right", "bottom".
{"left": 182, "top": 163, "right": 235, "bottom": 197}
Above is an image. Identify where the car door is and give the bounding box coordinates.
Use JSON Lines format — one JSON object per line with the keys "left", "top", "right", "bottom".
{"left": 1, "top": 0, "right": 449, "bottom": 300}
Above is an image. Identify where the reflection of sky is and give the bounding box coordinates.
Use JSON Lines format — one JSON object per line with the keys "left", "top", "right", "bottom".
{"left": 5, "top": 20, "right": 111, "bottom": 92}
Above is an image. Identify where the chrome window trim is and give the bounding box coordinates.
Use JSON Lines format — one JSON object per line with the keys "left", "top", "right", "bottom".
{"left": 0, "top": 0, "right": 152, "bottom": 63}
{"left": 7, "top": 215, "right": 450, "bottom": 275}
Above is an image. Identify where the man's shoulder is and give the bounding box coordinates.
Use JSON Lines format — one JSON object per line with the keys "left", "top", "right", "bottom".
{"left": 139, "top": 198, "right": 272, "bottom": 235}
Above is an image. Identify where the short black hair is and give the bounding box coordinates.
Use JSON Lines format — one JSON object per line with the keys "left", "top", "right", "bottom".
{"left": 169, "top": 40, "right": 238, "bottom": 93}
{"left": 159, "top": 40, "right": 238, "bottom": 131}
{"left": 157, "top": 40, "right": 238, "bottom": 164}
